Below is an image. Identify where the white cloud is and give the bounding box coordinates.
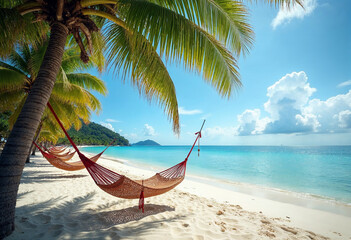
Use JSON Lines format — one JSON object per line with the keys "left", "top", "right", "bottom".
{"left": 263, "top": 71, "right": 317, "bottom": 133}
{"left": 124, "top": 133, "right": 138, "bottom": 141}
{"left": 100, "top": 122, "right": 115, "bottom": 132}
{"left": 179, "top": 107, "right": 202, "bottom": 115}
{"left": 264, "top": 71, "right": 316, "bottom": 121}
{"left": 204, "top": 126, "right": 236, "bottom": 138}
{"left": 143, "top": 124, "right": 156, "bottom": 136}
{"left": 337, "top": 80, "right": 351, "bottom": 88}
{"left": 106, "top": 118, "right": 119, "bottom": 123}
{"left": 303, "top": 90, "right": 351, "bottom": 132}
{"left": 272, "top": 0, "right": 317, "bottom": 29}
{"left": 295, "top": 113, "right": 320, "bottom": 132}
{"left": 236, "top": 109, "right": 262, "bottom": 136}
{"left": 337, "top": 110, "right": 351, "bottom": 128}
{"left": 234, "top": 72, "right": 351, "bottom": 136}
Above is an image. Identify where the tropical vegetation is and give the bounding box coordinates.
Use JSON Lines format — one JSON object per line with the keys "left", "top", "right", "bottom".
{"left": 0, "top": 40, "right": 107, "bottom": 161}
{"left": 0, "top": 0, "right": 302, "bottom": 238}
{"left": 0, "top": 111, "right": 10, "bottom": 147}
{"left": 132, "top": 139, "right": 160, "bottom": 146}
{"left": 57, "top": 121, "right": 129, "bottom": 146}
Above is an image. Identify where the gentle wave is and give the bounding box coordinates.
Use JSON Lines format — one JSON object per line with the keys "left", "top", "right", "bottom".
{"left": 81, "top": 145, "right": 351, "bottom": 206}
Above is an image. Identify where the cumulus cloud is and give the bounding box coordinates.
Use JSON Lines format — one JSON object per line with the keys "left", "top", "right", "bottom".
{"left": 236, "top": 109, "right": 265, "bottom": 136}
{"left": 337, "top": 110, "right": 351, "bottom": 128}
{"left": 234, "top": 71, "right": 351, "bottom": 136}
{"left": 272, "top": 0, "right": 317, "bottom": 29}
{"left": 143, "top": 124, "right": 156, "bottom": 136}
{"left": 106, "top": 118, "right": 119, "bottom": 123}
{"left": 124, "top": 133, "right": 138, "bottom": 141}
{"left": 303, "top": 90, "right": 351, "bottom": 132}
{"left": 100, "top": 122, "right": 115, "bottom": 132}
{"left": 179, "top": 107, "right": 202, "bottom": 115}
{"left": 204, "top": 126, "right": 236, "bottom": 138}
{"left": 263, "top": 71, "right": 317, "bottom": 133}
{"left": 264, "top": 71, "right": 316, "bottom": 120}
{"left": 337, "top": 80, "right": 351, "bottom": 88}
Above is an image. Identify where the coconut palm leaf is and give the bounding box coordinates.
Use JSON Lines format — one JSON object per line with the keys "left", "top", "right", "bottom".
{"left": 103, "top": 21, "right": 179, "bottom": 132}
{"left": 0, "top": 8, "right": 48, "bottom": 57}
{"left": 8, "top": 96, "right": 26, "bottom": 128}
{"left": 0, "top": 90, "right": 25, "bottom": 111}
{"left": 0, "top": 40, "right": 106, "bottom": 135}
{"left": 143, "top": 0, "right": 253, "bottom": 55}
{"left": 65, "top": 73, "right": 107, "bottom": 95}
{"left": 245, "top": 0, "right": 303, "bottom": 8}
{"left": 116, "top": 2, "right": 240, "bottom": 97}
{"left": 0, "top": 67, "right": 27, "bottom": 91}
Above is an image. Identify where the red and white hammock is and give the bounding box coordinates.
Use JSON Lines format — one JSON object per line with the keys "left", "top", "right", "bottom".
{"left": 47, "top": 102, "right": 205, "bottom": 212}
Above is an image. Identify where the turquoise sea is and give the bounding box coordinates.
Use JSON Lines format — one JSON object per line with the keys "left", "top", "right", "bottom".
{"left": 81, "top": 145, "right": 351, "bottom": 205}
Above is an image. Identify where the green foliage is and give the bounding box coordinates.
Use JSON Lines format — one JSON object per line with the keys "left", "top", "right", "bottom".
{"left": 57, "top": 121, "right": 129, "bottom": 146}
{"left": 0, "top": 111, "right": 11, "bottom": 147}
{"left": 132, "top": 139, "right": 160, "bottom": 146}
{"left": 0, "top": 0, "right": 301, "bottom": 135}
{"left": 0, "top": 40, "right": 107, "bottom": 143}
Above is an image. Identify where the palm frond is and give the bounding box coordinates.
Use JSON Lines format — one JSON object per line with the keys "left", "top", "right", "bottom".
{"left": 244, "top": 0, "right": 303, "bottom": 8}
{"left": 0, "top": 8, "right": 48, "bottom": 57}
{"left": 40, "top": 119, "right": 64, "bottom": 143}
{"left": 119, "top": 2, "right": 241, "bottom": 97}
{"left": 0, "top": 89, "right": 25, "bottom": 111}
{"left": 0, "top": 67, "right": 26, "bottom": 91}
{"left": 51, "top": 82, "right": 89, "bottom": 104}
{"left": 89, "top": 31, "right": 106, "bottom": 72}
{"left": 104, "top": 22, "right": 180, "bottom": 133}
{"left": 27, "top": 40, "right": 49, "bottom": 79}
{"left": 47, "top": 99, "right": 76, "bottom": 130}
{"left": 0, "top": 0, "right": 26, "bottom": 8}
{"left": 65, "top": 73, "right": 107, "bottom": 95}
{"left": 8, "top": 95, "right": 26, "bottom": 128}
{"left": 144, "top": 0, "right": 253, "bottom": 55}
{"left": 83, "top": 90, "right": 102, "bottom": 113}
{"left": 61, "top": 48, "right": 93, "bottom": 73}
{"left": 7, "top": 51, "right": 29, "bottom": 76}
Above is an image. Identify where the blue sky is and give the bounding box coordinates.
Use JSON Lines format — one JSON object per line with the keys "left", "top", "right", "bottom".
{"left": 89, "top": 0, "right": 350, "bottom": 145}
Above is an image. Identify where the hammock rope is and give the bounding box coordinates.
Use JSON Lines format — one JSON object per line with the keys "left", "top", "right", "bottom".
{"left": 33, "top": 141, "right": 111, "bottom": 171}
{"left": 46, "top": 102, "right": 205, "bottom": 212}
{"left": 48, "top": 147, "right": 67, "bottom": 154}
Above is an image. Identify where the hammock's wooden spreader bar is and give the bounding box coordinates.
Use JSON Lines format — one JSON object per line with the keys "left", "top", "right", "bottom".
{"left": 46, "top": 102, "right": 205, "bottom": 212}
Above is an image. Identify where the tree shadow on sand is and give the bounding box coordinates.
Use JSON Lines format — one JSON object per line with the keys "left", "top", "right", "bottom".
{"left": 22, "top": 173, "right": 87, "bottom": 182}
{"left": 90, "top": 204, "right": 175, "bottom": 228}
{"left": 13, "top": 192, "right": 184, "bottom": 239}
{"left": 20, "top": 168, "right": 87, "bottom": 184}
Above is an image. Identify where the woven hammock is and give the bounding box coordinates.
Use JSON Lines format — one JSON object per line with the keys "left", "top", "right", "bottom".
{"left": 38, "top": 144, "right": 75, "bottom": 161}
{"left": 48, "top": 149, "right": 76, "bottom": 161}
{"left": 33, "top": 142, "right": 110, "bottom": 171}
{"left": 48, "top": 146, "right": 67, "bottom": 154}
{"left": 47, "top": 102, "right": 205, "bottom": 212}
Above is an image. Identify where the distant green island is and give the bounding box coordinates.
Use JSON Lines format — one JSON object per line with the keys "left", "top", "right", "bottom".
{"left": 57, "top": 122, "right": 129, "bottom": 146}
{"left": 132, "top": 139, "right": 160, "bottom": 146}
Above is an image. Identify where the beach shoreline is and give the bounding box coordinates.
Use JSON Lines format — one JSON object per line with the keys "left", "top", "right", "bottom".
{"left": 82, "top": 149, "right": 351, "bottom": 216}
{"left": 6, "top": 153, "right": 351, "bottom": 239}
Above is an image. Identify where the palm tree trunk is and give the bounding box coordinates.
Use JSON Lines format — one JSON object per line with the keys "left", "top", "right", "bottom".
{"left": 0, "top": 22, "right": 68, "bottom": 238}
{"left": 26, "top": 122, "right": 43, "bottom": 163}
{"left": 31, "top": 145, "right": 36, "bottom": 155}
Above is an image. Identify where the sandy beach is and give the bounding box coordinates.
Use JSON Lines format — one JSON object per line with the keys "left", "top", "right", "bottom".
{"left": 6, "top": 153, "right": 351, "bottom": 240}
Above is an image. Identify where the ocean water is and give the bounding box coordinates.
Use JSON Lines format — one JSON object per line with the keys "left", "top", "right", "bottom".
{"left": 81, "top": 145, "right": 351, "bottom": 204}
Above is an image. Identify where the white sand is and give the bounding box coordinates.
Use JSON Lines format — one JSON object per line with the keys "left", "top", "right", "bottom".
{"left": 6, "top": 153, "right": 351, "bottom": 240}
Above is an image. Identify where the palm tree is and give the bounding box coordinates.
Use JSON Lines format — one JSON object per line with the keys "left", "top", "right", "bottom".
{"left": 0, "top": 40, "right": 107, "bottom": 161}
{"left": 0, "top": 0, "right": 302, "bottom": 237}
{"left": 0, "top": 111, "right": 10, "bottom": 147}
